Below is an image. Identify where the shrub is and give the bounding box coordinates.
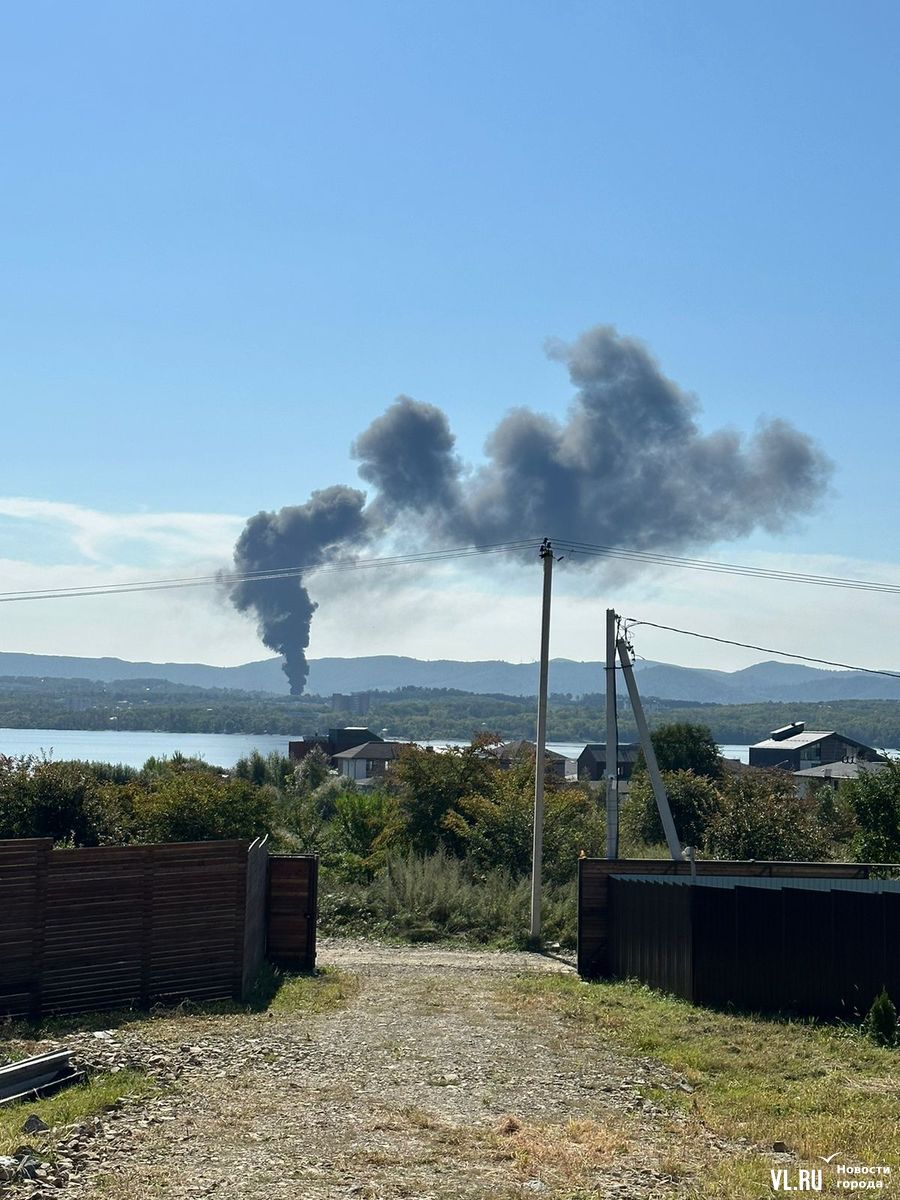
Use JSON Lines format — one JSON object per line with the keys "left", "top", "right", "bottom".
{"left": 624, "top": 769, "right": 720, "bottom": 850}
{"left": 842, "top": 760, "right": 900, "bottom": 864}
{"left": 704, "top": 768, "right": 832, "bottom": 861}
{"left": 319, "top": 850, "right": 577, "bottom": 947}
{"left": 91, "top": 772, "right": 272, "bottom": 843}
{"left": 444, "top": 752, "right": 601, "bottom": 883}
{"left": 0, "top": 756, "right": 106, "bottom": 845}
{"left": 330, "top": 786, "right": 396, "bottom": 877}
{"left": 392, "top": 743, "right": 494, "bottom": 856}
{"left": 864, "top": 988, "right": 898, "bottom": 1047}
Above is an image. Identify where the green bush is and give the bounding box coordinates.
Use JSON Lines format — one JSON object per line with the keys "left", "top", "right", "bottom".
{"left": 624, "top": 769, "right": 720, "bottom": 850}
{"left": 448, "top": 772, "right": 601, "bottom": 884}
{"left": 842, "top": 760, "right": 900, "bottom": 864}
{"left": 391, "top": 743, "right": 494, "bottom": 855}
{"left": 329, "top": 786, "right": 396, "bottom": 877}
{"left": 0, "top": 756, "right": 106, "bottom": 844}
{"left": 864, "top": 988, "right": 898, "bottom": 1047}
{"left": 704, "top": 768, "right": 832, "bottom": 861}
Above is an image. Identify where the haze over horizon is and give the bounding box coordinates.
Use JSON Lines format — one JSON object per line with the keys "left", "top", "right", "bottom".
{"left": 2, "top": 3, "right": 899, "bottom": 679}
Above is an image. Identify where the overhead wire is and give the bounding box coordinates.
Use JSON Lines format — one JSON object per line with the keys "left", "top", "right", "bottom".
{"left": 552, "top": 538, "right": 900, "bottom": 597}
{"left": 623, "top": 618, "right": 900, "bottom": 681}
{"left": 0, "top": 539, "right": 540, "bottom": 604}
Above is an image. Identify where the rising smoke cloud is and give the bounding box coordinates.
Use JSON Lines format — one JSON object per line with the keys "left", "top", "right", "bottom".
{"left": 229, "top": 485, "right": 368, "bottom": 694}
{"left": 230, "top": 325, "right": 833, "bottom": 692}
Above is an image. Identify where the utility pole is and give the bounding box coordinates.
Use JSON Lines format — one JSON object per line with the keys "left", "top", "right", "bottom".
{"left": 604, "top": 608, "right": 619, "bottom": 858}
{"left": 529, "top": 538, "right": 553, "bottom": 944}
{"left": 616, "top": 634, "right": 682, "bottom": 862}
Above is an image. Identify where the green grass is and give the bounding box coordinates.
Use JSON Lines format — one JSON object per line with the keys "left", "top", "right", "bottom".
{"left": 507, "top": 974, "right": 900, "bottom": 1196}
{"left": 265, "top": 966, "right": 359, "bottom": 1016}
{"left": 0, "top": 1070, "right": 155, "bottom": 1158}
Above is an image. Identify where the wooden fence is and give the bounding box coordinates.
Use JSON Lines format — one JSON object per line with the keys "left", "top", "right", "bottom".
{"left": 0, "top": 838, "right": 318, "bottom": 1018}
{"left": 579, "top": 858, "right": 900, "bottom": 1016}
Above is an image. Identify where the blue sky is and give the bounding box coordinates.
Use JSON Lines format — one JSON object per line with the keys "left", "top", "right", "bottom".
{"left": 1, "top": 2, "right": 898, "bottom": 669}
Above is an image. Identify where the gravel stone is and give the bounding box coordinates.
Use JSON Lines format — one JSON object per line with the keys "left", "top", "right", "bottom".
{"left": 2, "top": 939, "right": 745, "bottom": 1199}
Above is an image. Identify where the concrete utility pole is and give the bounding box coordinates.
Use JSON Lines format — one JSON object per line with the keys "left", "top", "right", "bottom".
{"left": 604, "top": 608, "right": 619, "bottom": 859}
{"left": 617, "top": 635, "right": 682, "bottom": 862}
{"left": 529, "top": 538, "right": 553, "bottom": 943}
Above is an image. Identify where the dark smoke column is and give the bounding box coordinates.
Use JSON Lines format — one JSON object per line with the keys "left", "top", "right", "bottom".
{"left": 229, "top": 486, "right": 368, "bottom": 695}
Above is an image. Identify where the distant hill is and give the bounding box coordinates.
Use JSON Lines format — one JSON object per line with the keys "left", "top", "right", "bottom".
{"left": 1, "top": 650, "right": 899, "bottom": 704}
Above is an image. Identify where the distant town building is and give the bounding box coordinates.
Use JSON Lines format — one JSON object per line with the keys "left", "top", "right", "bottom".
{"left": 333, "top": 741, "right": 402, "bottom": 781}
{"left": 577, "top": 743, "right": 641, "bottom": 783}
{"left": 794, "top": 759, "right": 888, "bottom": 797}
{"left": 331, "top": 692, "right": 371, "bottom": 716}
{"left": 288, "top": 727, "right": 383, "bottom": 766}
{"left": 748, "top": 722, "right": 885, "bottom": 771}
{"left": 487, "top": 740, "right": 569, "bottom": 779}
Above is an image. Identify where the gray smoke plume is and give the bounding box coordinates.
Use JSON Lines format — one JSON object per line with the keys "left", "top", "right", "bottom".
{"left": 352, "top": 326, "right": 832, "bottom": 548}
{"left": 231, "top": 324, "right": 833, "bottom": 691}
{"left": 351, "top": 394, "right": 464, "bottom": 529}
{"left": 229, "top": 486, "right": 368, "bottom": 694}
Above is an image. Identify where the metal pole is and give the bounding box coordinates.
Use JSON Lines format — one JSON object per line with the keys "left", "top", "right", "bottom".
{"left": 604, "top": 608, "right": 619, "bottom": 859}
{"left": 616, "top": 636, "right": 682, "bottom": 861}
{"left": 529, "top": 539, "right": 553, "bottom": 943}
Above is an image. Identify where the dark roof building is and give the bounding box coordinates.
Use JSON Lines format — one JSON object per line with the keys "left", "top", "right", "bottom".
{"left": 749, "top": 722, "right": 884, "bottom": 771}
{"left": 289, "top": 727, "right": 383, "bottom": 764}
{"left": 577, "top": 743, "right": 641, "bottom": 782}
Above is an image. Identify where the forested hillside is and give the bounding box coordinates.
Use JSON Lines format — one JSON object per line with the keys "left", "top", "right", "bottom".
{"left": 1, "top": 675, "right": 899, "bottom": 746}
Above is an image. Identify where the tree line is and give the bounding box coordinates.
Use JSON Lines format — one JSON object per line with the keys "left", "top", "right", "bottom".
{"left": 2, "top": 674, "right": 900, "bottom": 746}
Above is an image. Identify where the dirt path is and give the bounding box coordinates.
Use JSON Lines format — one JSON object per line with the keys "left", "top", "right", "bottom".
{"left": 49, "top": 941, "right": 718, "bottom": 1199}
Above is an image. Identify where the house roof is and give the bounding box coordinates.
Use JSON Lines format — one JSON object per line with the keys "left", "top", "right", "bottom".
{"left": 752, "top": 730, "right": 838, "bottom": 751}
{"left": 494, "top": 740, "right": 567, "bottom": 762}
{"left": 333, "top": 741, "right": 401, "bottom": 761}
{"left": 578, "top": 743, "right": 641, "bottom": 761}
{"left": 794, "top": 761, "right": 888, "bottom": 780}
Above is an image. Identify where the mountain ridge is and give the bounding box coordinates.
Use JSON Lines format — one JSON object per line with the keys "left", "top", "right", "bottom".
{"left": 0, "top": 650, "right": 898, "bottom": 704}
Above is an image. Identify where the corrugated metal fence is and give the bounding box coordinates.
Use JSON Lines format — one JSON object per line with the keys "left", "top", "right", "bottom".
{"left": 0, "top": 838, "right": 318, "bottom": 1018}
{"left": 579, "top": 858, "right": 900, "bottom": 1016}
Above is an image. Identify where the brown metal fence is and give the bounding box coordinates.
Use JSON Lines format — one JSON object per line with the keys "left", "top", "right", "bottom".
{"left": 0, "top": 838, "right": 318, "bottom": 1018}
{"left": 579, "top": 858, "right": 900, "bottom": 1016}
{"left": 267, "top": 855, "right": 318, "bottom": 970}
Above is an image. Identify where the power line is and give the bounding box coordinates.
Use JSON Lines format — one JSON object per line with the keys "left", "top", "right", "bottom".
{"left": 553, "top": 539, "right": 900, "bottom": 596}
{"left": 2, "top": 532, "right": 900, "bottom": 607}
{"left": 0, "top": 540, "right": 540, "bottom": 604}
{"left": 624, "top": 618, "right": 900, "bottom": 680}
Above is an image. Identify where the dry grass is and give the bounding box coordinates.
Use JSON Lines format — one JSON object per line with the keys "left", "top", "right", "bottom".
{"left": 507, "top": 974, "right": 900, "bottom": 1197}
{"left": 489, "top": 1114, "right": 631, "bottom": 1184}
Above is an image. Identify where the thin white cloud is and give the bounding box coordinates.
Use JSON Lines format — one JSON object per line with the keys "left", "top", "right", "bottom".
{"left": 0, "top": 497, "right": 244, "bottom": 564}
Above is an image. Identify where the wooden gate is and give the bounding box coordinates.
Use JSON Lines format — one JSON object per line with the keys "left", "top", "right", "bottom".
{"left": 266, "top": 855, "right": 318, "bottom": 970}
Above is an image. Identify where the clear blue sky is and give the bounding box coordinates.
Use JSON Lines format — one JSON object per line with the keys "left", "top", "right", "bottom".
{"left": 1, "top": 1, "right": 898, "bottom": 667}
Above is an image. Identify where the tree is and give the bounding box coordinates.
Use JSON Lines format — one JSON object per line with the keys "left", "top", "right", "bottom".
{"left": 704, "top": 768, "right": 831, "bottom": 861}
{"left": 842, "top": 760, "right": 900, "bottom": 864}
{"left": 391, "top": 743, "right": 494, "bottom": 856}
{"left": 635, "top": 722, "right": 722, "bottom": 779}
{"left": 625, "top": 769, "right": 720, "bottom": 850}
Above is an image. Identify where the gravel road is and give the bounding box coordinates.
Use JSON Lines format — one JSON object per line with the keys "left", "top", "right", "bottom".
{"left": 7, "top": 940, "right": 730, "bottom": 1200}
